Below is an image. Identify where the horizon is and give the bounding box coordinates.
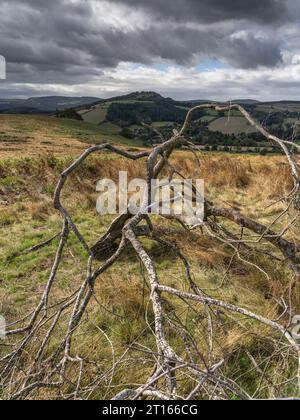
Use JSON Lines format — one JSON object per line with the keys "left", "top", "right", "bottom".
{"left": 0, "top": 1, "right": 299, "bottom": 101}
{"left": 0, "top": 91, "right": 298, "bottom": 103}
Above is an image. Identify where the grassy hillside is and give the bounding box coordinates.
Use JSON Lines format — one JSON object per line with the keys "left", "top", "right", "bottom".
{"left": 0, "top": 96, "right": 100, "bottom": 113}
{"left": 209, "top": 116, "right": 258, "bottom": 135}
{"left": 78, "top": 92, "right": 188, "bottom": 127}
{"left": 256, "top": 102, "right": 300, "bottom": 113}
{"left": 0, "top": 114, "right": 144, "bottom": 158}
{"left": 79, "top": 103, "right": 110, "bottom": 124}
{"left": 79, "top": 100, "right": 156, "bottom": 125}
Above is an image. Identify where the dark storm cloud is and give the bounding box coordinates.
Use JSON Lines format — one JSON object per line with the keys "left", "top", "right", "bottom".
{"left": 0, "top": 0, "right": 299, "bottom": 97}
{"left": 221, "top": 34, "right": 283, "bottom": 69}
{"left": 111, "top": 0, "right": 290, "bottom": 24}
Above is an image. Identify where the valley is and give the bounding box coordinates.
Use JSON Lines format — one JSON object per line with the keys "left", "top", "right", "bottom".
{"left": 1, "top": 92, "right": 299, "bottom": 156}
{"left": 69, "top": 92, "right": 300, "bottom": 152}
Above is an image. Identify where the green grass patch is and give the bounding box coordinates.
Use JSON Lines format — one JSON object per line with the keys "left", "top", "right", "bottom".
{"left": 209, "top": 116, "right": 258, "bottom": 135}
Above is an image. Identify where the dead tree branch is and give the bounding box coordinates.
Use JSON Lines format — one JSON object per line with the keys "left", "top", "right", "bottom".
{"left": 1, "top": 104, "right": 299, "bottom": 400}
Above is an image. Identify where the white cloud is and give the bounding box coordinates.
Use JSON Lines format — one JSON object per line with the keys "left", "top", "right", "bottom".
{"left": 3, "top": 58, "right": 300, "bottom": 101}
{"left": 0, "top": 0, "right": 299, "bottom": 99}
{"left": 94, "top": 60, "right": 300, "bottom": 101}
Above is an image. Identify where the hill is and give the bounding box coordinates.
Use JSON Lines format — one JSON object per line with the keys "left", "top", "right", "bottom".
{"left": 76, "top": 92, "right": 300, "bottom": 151}
{"left": 77, "top": 91, "right": 188, "bottom": 124}
{"left": 0, "top": 96, "right": 100, "bottom": 114}
{"left": 0, "top": 114, "right": 144, "bottom": 159}
{"left": 1, "top": 92, "right": 300, "bottom": 153}
{"left": 227, "top": 99, "right": 261, "bottom": 105}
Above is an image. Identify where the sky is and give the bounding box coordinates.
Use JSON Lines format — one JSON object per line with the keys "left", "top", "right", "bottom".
{"left": 0, "top": 0, "right": 300, "bottom": 101}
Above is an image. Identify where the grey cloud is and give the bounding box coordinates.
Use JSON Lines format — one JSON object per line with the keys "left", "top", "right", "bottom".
{"left": 221, "top": 34, "right": 283, "bottom": 68}
{"left": 111, "top": 0, "right": 290, "bottom": 24}
{"left": 0, "top": 0, "right": 298, "bottom": 97}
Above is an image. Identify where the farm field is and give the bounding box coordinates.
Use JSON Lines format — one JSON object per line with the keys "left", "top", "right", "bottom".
{"left": 80, "top": 100, "right": 155, "bottom": 125}
{"left": 209, "top": 116, "right": 258, "bottom": 134}
{"left": 79, "top": 103, "right": 110, "bottom": 124}
{"left": 256, "top": 102, "right": 300, "bottom": 113}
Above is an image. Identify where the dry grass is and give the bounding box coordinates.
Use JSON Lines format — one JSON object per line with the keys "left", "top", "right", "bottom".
{"left": 0, "top": 114, "right": 145, "bottom": 159}
{"left": 198, "top": 156, "right": 252, "bottom": 188}
{"left": 0, "top": 151, "right": 299, "bottom": 399}
{"left": 0, "top": 115, "right": 91, "bottom": 158}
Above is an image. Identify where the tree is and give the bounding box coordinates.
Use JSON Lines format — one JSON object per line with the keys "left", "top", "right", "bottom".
{"left": 260, "top": 148, "right": 268, "bottom": 156}
{"left": 55, "top": 108, "right": 83, "bottom": 120}
{"left": 120, "top": 127, "right": 134, "bottom": 139}
{"left": 1, "top": 103, "right": 300, "bottom": 400}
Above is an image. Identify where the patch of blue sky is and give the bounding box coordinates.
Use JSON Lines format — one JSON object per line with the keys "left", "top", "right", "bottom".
{"left": 131, "top": 60, "right": 225, "bottom": 72}
{"left": 195, "top": 59, "right": 226, "bottom": 71}
{"left": 149, "top": 63, "right": 171, "bottom": 71}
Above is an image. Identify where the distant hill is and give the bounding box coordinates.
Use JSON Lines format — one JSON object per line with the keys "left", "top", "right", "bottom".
{"left": 73, "top": 91, "right": 300, "bottom": 150}
{"left": 170, "top": 99, "right": 261, "bottom": 106}
{"left": 76, "top": 91, "right": 190, "bottom": 125}
{"left": 101, "top": 91, "right": 166, "bottom": 103}
{"left": 2, "top": 91, "right": 300, "bottom": 152}
{"left": 76, "top": 91, "right": 262, "bottom": 127}
{"left": 0, "top": 96, "right": 101, "bottom": 114}
{"left": 227, "top": 99, "right": 261, "bottom": 105}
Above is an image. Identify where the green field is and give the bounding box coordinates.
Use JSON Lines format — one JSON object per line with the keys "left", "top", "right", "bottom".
{"left": 256, "top": 102, "right": 300, "bottom": 113}
{"left": 80, "top": 103, "right": 110, "bottom": 124}
{"left": 209, "top": 116, "right": 258, "bottom": 134}
{"left": 200, "top": 115, "right": 215, "bottom": 122}
{"left": 151, "top": 121, "right": 174, "bottom": 127}
{"left": 80, "top": 100, "right": 155, "bottom": 125}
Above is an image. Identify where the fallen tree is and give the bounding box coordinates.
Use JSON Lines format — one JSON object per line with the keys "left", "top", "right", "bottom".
{"left": 1, "top": 103, "right": 300, "bottom": 400}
